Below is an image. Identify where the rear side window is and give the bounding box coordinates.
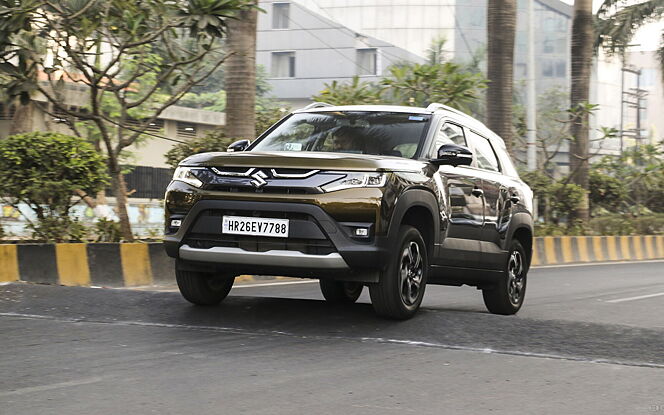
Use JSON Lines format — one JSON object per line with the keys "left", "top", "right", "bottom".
{"left": 468, "top": 130, "right": 500, "bottom": 172}
{"left": 429, "top": 122, "right": 466, "bottom": 158}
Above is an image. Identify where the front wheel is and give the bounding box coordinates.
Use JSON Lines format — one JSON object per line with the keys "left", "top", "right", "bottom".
{"left": 482, "top": 240, "right": 528, "bottom": 315}
{"left": 176, "top": 266, "right": 235, "bottom": 306}
{"left": 319, "top": 280, "right": 363, "bottom": 304}
{"left": 369, "top": 225, "right": 428, "bottom": 320}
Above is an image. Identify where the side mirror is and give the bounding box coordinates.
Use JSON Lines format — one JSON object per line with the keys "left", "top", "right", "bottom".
{"left": 226, "top": 139, "right": 251, "bottom": 152}
{"left": 431, "top": 143, "right": 473, "bottom": 167}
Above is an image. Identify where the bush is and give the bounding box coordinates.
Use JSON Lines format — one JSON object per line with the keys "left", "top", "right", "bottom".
{"left": 94, "top": 218, "right": 123, "bottom": 242}
{"left": 0, "top": 132, "right": 108, "bottom": 242}
{"left": 31, "top": 216, "right": 88, "bottom": 242}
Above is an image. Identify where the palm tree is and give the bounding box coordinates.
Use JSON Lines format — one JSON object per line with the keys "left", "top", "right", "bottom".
{"left": 595, "top": 0, "right": 664, "bottom": 68}
{"left": 486, "top": 0, "right": 517, "bottom": 155}
{"left": 225, "top": 5, "right": 258, "bottom": 140}
{"left": 570, "top": 0, "right": 594, "bottom": 223}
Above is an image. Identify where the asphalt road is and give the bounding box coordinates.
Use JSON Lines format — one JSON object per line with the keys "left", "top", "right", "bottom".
{"left": 1, "top": 260, "right": 663, "bottom": 414}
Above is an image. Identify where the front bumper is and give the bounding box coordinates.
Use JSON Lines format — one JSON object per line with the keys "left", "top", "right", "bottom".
{"left": 179, "top": 245, "right": 350, "bottom": 269}
{"left": 164, "top": 199, "right": 391, "bottom": 279}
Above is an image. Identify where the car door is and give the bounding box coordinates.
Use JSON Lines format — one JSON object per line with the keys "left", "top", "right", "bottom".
{"left": 430, "top": 120, "right": 484, "bottom": 268}
{"left": 465, "top": 130, "right": 510, "bottom": 270}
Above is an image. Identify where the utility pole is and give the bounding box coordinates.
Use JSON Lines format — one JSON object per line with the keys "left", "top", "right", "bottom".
{"left": 526, "top": 0, "right": 537, "bottom": 171}
{"left": 620, "top": 66, "right": 647, "bottom": 153}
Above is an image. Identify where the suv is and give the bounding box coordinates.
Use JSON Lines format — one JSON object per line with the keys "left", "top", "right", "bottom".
{"left": 164, "top": 103, "right": 533, "bottom": 319}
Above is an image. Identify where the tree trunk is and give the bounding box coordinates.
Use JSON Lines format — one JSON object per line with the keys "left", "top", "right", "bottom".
{"left": 9, "top": 101, "right": 34, "bottom": 135}
{"left": 109, "top": 163, "right": 134, "bottom": 241}
{"left": 486, "top": 0, "right": 517, "bottom": 155}
{"left": 224, "top": 6, "right": 258, "bottom": 140}
{"left": 569, "top": 0, "right": 593, "bottom": 223}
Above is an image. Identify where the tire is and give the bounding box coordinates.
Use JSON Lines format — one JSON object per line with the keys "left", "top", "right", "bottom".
{"left": 369, "top": 225, "right": 428, "bottom": 320}
{"left": 319, "top": 279, "right": 363, "bottom": 304}
{"left": 482, "top": 240, "right": 528, "bottom": 315}
{"left": 176, "top": 267, "right": 235, "bottom": 306}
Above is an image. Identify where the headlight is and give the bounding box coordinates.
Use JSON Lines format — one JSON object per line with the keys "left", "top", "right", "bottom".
{"left": 172, "top": 166, "right": 204, "bottom": 188}
{"left": 322, "top": 172, "right": 387, "bottom": 192}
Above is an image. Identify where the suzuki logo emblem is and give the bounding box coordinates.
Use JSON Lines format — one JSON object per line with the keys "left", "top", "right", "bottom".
{"left": 250, "top": 170, "right": 268, "bottom": 188}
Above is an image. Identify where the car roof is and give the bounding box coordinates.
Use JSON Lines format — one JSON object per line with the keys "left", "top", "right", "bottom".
{"left": 293, "top": 103, "right": 507, "bottom": 150}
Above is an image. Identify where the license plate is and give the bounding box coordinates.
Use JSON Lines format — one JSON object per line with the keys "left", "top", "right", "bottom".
{"left": 222, "top": 215, "right": 289, "bottom": 238}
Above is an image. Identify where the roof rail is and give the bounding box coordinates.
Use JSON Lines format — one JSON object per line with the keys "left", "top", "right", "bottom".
{"left": 425, "top": 103, "right": 469, "bottom": 118}
{"left": 302, "top": 102, "right": 334, "bottom": 110}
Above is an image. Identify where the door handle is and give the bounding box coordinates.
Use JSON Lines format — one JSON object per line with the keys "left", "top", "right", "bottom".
{"left": 471, "top": 187, "right": 484, "bottom": 198}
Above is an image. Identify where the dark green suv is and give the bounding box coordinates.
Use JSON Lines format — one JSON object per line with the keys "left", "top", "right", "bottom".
{"left": 164, "top": 103, "right": 533, "bottom": 319}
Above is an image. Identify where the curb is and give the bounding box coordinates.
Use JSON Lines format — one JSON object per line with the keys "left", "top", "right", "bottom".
{"left": 1, "top": 236, "right": 663, "bottom": 287}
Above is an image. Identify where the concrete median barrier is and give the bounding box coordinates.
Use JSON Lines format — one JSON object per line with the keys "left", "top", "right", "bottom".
{"left": 1, "top": 235, "right": 663, "bottom": 287}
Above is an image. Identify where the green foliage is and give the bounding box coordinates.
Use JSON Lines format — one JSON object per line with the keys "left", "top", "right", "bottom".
{"left": 313, "top": 76, "right": 383, "bottom": 106}
{"left": 30, "top": 216, "right": 88, "bottom": 243}
{"left": 595, "top": 1, "right": 664, "bottom": 69}
{"left": 592, "top": 144, "right": 664, "bottom": 213}
{"left": 0, "top": 132, "right": 109, "bottom": 242}
{"left": 591, "top": 213, "right": 664, "bottom": 235}
{"left": 165, "top": 130, "right": 237, "bottom": 168}
{"left": 426, "top": 36, "right": 448, "bottom": 65}
{"left": 381, "top": 63, "right": 487, "bottom": 110}
{"left": 589, "top": 169, "right": 626, "bottom": 213}
{"left": 0, "top": 0, "right": 256, "bottom": 240}
{"left": 520, "top": 169, "right": 585, "bottom": 225}
{"left": 313, "top": 63, "right": 487, "bottom": 112}
{"left": 178, "top": 90, "right": 228, "bottom": 111}
{"left": 256, "top": 97, "right": 289, "bottom": 135}
{"left": 94, "top": 218, "right": 123, "bottom": 242}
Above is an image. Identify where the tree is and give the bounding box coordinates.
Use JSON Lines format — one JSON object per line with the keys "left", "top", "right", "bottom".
{"left": 569, "top": 0, "right": 594, "bottom": 223}
{"left": 0, "top": 0, "right": 255, "bottom": 240}
{"left": 486, "top": 0, "right": 517, "bottom": 154}
{"left": 225, "top": 3, "right": 258, "bottom": 140}
{"left": 595, "top": 0, "right": 664, "bottom": 70}
{"left": 313, "top": 76, "right": 383, "bottom": 105}
{"left": 381, "top": 63, "right": 487, "bottom": 111}
{"left": 0, "top": 132, "right": 108, "bottom": 242}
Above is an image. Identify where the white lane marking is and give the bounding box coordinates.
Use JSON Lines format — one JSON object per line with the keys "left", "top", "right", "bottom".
{"left": 606, "top": 291, "right": 664, "bottom": 303}
{"left": 1, "top": 312, "right": 663, "bottom": 370}
{"left": 232, "top": 280, "right": 318, "bottom": 289}
{"left": 533, "top": 259, "right": 664, "bottom": 269}
{"left": 0, "top": 377, "right": 105, "bottom": 397}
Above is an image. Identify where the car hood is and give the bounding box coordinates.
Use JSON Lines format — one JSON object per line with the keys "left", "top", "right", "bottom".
{"left": 180, "top": 151, "right": 430, "bottom": 172}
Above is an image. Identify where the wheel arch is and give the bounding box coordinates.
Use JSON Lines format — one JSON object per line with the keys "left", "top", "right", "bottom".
{"left": 507, "top": 215, "right": 534, "bottom": 269}
{"left": 387, "top": 189, "right": 441, "bottom": 257}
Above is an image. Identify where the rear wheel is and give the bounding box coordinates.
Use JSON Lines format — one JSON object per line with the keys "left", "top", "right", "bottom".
{"left": 482, "top": 240, "right": 528, "bottom": 315}
{"left": 319, "top": 280, "right": 363, "bottom": 304}
{"left": 176, "top": 266, "right": 235, "bottom": 306}
{"left": 369, "top": 225, "right": 428, "bottom": 320}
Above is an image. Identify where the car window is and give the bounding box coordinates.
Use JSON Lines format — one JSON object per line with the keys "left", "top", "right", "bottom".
{"left": 468, "top": 130, "right": 500, "bottom": 172}
{"left": 430, "top": 122, "right": 466, "bottom": 158}
{"left": 251, "top": 112, "right": 431, "bottom": 158}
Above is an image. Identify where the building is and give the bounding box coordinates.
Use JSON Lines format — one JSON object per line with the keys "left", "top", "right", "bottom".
{"left": 257, "top": 0, "right": 424, "bottom": 108}
{"left": 590, "top": 49, "right": 664, "bottom": 156}
{"left": 293, "top": 0, "right": 573, "bottom": 97}
{"left": 0, "top": 87, "right": 224, "bottom": 169}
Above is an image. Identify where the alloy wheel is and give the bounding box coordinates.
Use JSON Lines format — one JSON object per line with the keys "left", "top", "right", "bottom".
{"left": 507, "top": 250, "right": 525, "bottom": 306}
{"left": 400, "top": 241, "right": 424, "bottom": 306}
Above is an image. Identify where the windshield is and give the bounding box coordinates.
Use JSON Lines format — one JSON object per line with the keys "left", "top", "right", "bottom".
{"left": 251, "top": 111, "right": 432, "bottom": 159}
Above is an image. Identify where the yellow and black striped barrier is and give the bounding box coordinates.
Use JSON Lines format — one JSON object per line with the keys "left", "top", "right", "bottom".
{"left": 1, "top": 236, "right": 663, "bottom": 287}
{"left": 531, "top": 235, "right": 664, "bottom": 266}
{"left": 0, "top": 243, "right": 173, "bottom": 287}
